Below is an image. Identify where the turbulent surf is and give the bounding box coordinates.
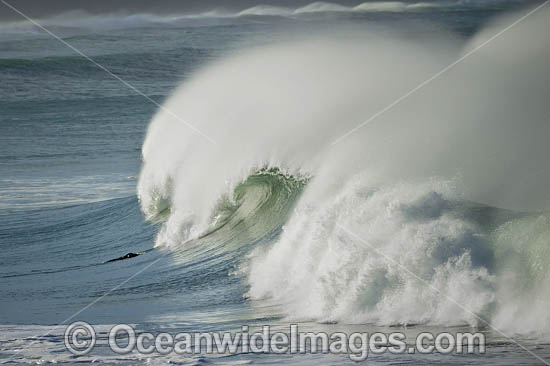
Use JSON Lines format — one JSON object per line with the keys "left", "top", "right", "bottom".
{"left": 136, "top": 5, "right": 550, "bottom": 336}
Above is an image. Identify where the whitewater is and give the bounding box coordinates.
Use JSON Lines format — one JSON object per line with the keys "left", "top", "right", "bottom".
{"left": 138, "top": 3, "right": 550, "bottom": 335}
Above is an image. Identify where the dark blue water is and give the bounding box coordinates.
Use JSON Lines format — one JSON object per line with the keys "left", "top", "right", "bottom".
{"left": 1, "top": 2, "right": 549, "bottom": 364}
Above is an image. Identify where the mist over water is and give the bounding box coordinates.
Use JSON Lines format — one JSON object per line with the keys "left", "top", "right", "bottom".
{"left": 138, "top": 4, "right": 550, "bottom": 335}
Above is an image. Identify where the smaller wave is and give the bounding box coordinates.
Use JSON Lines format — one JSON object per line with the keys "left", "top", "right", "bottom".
{"left": 0, "top": 1, "right": 468, "bottom": 34}
{"left": 293, "top": 2, "right": 351, "bottom": 14}
{"left": 0, "top": 11, "right": 176, "bottom": 34}
{"left": 237, "top": 5, "right": 293, "bottom": 17}
{"left": 239, "top": 1, "right": 443, "bottom": 16}
{"left": 354, "top": 2, "right": 437, "bottom": 12}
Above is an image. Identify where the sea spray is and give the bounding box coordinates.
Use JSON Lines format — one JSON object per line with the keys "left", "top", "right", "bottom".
{"left": 138, "top": 4, "right": 550, "bottom": 334}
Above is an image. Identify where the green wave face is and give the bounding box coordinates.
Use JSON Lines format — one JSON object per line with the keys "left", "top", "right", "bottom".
{"left": 492, "top": 214, "right": 550, "bottom": 287}
{"left": 206, "top": 168, "right": 309, "bottom": 243}
{"left": 164, "top": 168, "right": 309, "bottom": 264}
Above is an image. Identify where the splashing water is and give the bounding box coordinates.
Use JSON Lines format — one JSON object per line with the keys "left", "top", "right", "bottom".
{"left": 137, "top": 5, "right": 550, "bottom": 335}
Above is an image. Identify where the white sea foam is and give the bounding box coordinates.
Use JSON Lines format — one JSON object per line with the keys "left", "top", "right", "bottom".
{"left": 247, "top": 177, "right": 496, "bottom": 326}
{"left": 138, "top": 5, "right": 550, "bottom": 333}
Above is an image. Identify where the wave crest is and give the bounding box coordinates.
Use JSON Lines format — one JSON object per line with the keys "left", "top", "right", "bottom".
{"left": 137, "top": 5, "right": 550, "bottom": 334}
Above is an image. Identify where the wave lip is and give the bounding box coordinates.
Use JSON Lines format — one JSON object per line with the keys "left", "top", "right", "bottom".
{"left": 0, "top": 1, "right": 457, "bottom": 33}
{"left": 354, "top": 1, "right": 437, "bottom": 13}
{"left": 293, "top": 2, "right": 351, "bottom": 14}
{"left": 137, "top": 4, "right": 550, "bottom": 335}
{"left": 237, "top": 5, "right": 293, "bottom": 17}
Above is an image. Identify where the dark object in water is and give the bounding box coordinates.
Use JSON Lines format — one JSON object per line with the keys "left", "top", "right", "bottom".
{"left": 106, "top": 252, "right": 140, "bottom": 263}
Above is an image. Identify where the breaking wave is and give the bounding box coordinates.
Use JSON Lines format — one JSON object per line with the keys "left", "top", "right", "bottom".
{"left": 246, "top": 176, "right": 550, "bottom": 336}
{"left": 0, "top": 0, "right": 529, "bottom": 33}
{"left": 137, "top": 4, "right": 550, "bottom": 335}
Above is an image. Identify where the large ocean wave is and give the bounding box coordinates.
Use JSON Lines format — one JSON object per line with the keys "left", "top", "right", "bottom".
{"left": 136, "top": 5, "right": 550, "bottom": 335}
{"left": 246, "top": 175, "right": 550, "bottom": 336}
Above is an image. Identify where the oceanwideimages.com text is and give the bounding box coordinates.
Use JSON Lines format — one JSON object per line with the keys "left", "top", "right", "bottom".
{"left": 65, "top": 322, "right": 486, "bottom": 361}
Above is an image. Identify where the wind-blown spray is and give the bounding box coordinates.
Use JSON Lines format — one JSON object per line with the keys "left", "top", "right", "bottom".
{"left": 138, "top": 5, "right": 550, "bottom": 335}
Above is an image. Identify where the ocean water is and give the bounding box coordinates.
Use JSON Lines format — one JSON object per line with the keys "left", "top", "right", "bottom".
{"left": 1, "top": 1, "right": 550, "bottom": 364}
